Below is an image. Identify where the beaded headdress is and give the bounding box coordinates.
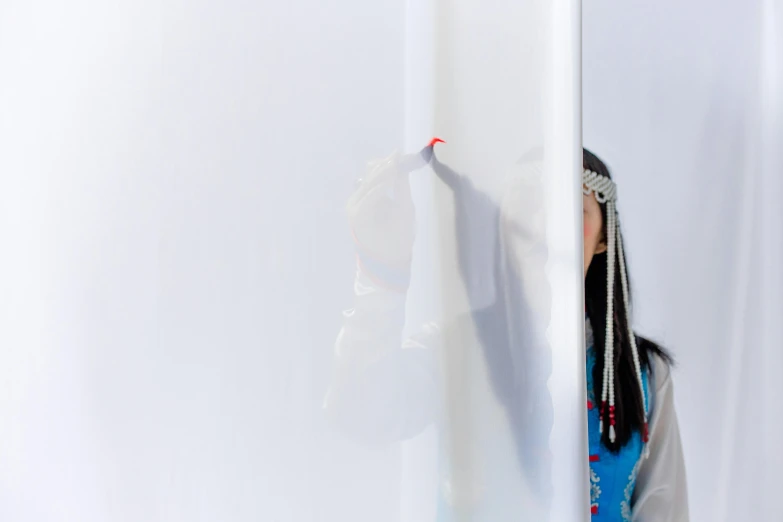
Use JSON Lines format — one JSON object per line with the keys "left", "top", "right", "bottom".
{"left": 582, "top": 170, "right": 649, "bottom": 453}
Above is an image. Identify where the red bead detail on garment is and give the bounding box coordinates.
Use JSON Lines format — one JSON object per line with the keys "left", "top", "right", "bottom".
{"left": 591, "top": 505, "right": 598, "bottom": 515}
{"left": 643, "top": 422, "right": 650, "bottom": 443}
{"left": 589, "top": 454, "right": 600, "bottom": 462}
{"left": 587, "top": 399, "right": 594, "bottom": 410}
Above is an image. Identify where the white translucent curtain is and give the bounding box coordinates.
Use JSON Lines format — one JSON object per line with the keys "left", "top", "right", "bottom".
{"left": 0, "top": 1, "right": 587, "bottom": 522}
{"left": 584, "top": 1, "right": 782, "bottom": 520}
{"left": 401, "top": 2, "right": 586, "bottom": 520}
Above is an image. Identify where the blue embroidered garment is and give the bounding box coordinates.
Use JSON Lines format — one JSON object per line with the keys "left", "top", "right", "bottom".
{"left": 586, "top": 339, "right": 650, "bottom": 521}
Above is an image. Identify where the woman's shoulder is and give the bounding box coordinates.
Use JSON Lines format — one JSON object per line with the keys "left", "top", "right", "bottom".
{"left": 638, "top": 338, "right": 677, "bottom": 417}
{"left": 636, "top": 336, "right": 674, "bottom": 389}
{"left": 649, "top": 352, "right": 674, "bottom": 394}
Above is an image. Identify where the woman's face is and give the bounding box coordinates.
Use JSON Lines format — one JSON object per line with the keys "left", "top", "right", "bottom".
{"left": 583, "top": 191, "right": 607, "bottom": 277}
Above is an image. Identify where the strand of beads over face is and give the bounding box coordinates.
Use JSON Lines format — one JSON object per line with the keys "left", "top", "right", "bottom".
{"left": 582, "top": 169, "right": 649, "bottom": 456}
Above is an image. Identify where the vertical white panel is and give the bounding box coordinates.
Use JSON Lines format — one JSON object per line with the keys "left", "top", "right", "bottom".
{"left": 426, "top": 0, "right": 587, "bottom": 520}
{"left": 400, "top": 4, "right": 437, "bottom": 521}
{"left": 546, "top": 1, "right": 590, "bottom": 520}
{"left": 758, "top": 0, "right": 783, "bottom": 511}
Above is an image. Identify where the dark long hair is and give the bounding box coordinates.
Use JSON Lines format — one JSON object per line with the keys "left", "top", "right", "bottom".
{"left": 583, "top": 149, "right": 672, "bottom": 452}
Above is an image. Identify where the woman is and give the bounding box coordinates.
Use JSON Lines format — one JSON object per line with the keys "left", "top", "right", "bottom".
{"left": 326, "top": 146, "right": 688, "bottom": 521}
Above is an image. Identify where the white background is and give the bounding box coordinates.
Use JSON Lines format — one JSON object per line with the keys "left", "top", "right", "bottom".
{"left": 584, "top": 1, "right": 782, "bottom": 520}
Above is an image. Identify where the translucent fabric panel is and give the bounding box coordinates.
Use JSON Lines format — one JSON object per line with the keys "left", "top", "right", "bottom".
{"left": 0, "top": 1, "right": 586, "bottom": 521}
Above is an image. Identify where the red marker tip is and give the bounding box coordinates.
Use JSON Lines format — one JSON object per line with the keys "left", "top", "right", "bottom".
{"left": 428, "top": 137, "right": 446, "bottom": 147}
